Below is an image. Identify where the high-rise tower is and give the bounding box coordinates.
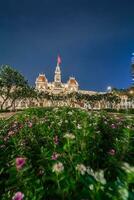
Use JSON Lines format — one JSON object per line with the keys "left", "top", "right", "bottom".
{"left": 131, "top": 53, "right": 134, "bottom": 85}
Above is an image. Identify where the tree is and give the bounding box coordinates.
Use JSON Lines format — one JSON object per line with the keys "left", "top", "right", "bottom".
{"left": 0, "top": 65, "right": 31, "bottom": 110}
{"left": 98, "top": 93, "right": 121, "bottom": 109}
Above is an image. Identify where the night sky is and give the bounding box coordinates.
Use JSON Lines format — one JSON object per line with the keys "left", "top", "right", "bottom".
{"left": 0, "top": 0, "right": 134, "bottom": 91}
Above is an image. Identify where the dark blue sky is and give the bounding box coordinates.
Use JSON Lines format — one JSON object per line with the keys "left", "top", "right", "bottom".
{"left": 0, "top": 0, "right": 134, "bottom": 91}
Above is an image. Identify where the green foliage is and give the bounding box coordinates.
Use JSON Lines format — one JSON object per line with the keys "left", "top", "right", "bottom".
{"left": 0, "top": 65, "right": 37, "bottom": 110}
{"left": 104, "top": 108, "right": 134, "bottom": 114}
{"left": 0, "top": 107, "right": 134, "bottom": 199}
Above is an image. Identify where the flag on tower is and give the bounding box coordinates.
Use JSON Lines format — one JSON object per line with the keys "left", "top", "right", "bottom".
{"left": 57, "top": 55, "right": 61, "bottom": 65}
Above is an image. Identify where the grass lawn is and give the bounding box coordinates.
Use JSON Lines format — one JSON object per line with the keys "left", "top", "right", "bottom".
{"left": 0, "top": 107, "right": 134, "bottom": 200}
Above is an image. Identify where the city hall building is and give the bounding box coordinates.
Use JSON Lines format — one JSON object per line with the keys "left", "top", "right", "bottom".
{"left": 1, "top": 55, "right": 134, "bottom": 110}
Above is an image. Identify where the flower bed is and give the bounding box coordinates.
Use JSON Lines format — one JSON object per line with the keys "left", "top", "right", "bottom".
{"left": 0, "top": 107, "right": 134, "bottom": 200}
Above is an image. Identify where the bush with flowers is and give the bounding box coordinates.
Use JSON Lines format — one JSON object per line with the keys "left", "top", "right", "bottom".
{"left": 0, "top": 107, "right": 134, "bottom": 200}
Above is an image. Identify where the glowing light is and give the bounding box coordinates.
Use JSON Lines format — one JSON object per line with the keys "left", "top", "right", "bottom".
{"left": 107, "top": 86, "right": 112, "bottom": 91}
{"left": 130, "top": 90, "right": 134, "bottom": 94}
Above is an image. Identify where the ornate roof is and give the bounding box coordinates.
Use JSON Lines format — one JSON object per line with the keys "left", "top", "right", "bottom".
{"left": 68, "top": 77, "right": 78, "bottom": 86}
{"left": 36, "top": 74, "right": 47, "bottom": 82}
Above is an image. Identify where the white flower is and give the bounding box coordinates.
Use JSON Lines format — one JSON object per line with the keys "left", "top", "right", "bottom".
{"left": 118, "top": 187, "right": 129, "bottom": 200}
{"left": 94, "top": 170, "right": 106, "bottom": 185}
{"left": 52, "top": 162, "right": 64, "bottom": 173}
{"left": 58, "top": 120, "right": 62, "bottom": 126}
{"left": 63, "top": 133, "right": 75, "bottom": 140}
{"left": 68, "top": 111, "right": 73, "bottom": 115}
{"left": 86, "top": 167, "right": 94, "bottom": 175}
{"left": 76, "top": 164, "right": 87, "bottom": 175}
{"left": 122, "top": 162, "right": 134, "bottom": 173}
{"left": 89, "top": 184, "right": 94, "bottom": 190}
{"left": 87, "top": 167, "right": 106, "bottom": 185}
{"left": 96, "top": 131, "right": 100, "bottom": 134}
{"left": 77, "top": 124, "right": 82, "bottom": 129}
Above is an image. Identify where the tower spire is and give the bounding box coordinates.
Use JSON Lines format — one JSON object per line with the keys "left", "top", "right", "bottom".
{"left": 54, "top": 55, "right": 62, "bottom": 83}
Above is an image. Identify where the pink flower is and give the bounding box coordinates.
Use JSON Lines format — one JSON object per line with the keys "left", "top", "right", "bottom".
{"left": 53, "top": 135, "right": 59, "bottom": 145}
{"left": 111, "top": 124, "right": 116, "bottom": 129}
{"left": 52, "top": 162, "right": 64, "bottom": 173}
{"left": 3, "top": 136, "right": 9, "bottom": 142}
{"left": 51, "top": 152, "right": 59, "bottom": 160}
{"left": 12, "top": 122, "right": 18, "bottom": 128}
{"left": 28, "top": 122, "right": 33, "bottom": 128}
{"left": 12, "top": 192, "right": 24, "bottom": 200}
{"left": 8, "top": 131, "right": 15, "bottom": 136}
{"left": 16, "top": 157, "right": 26, "bottom": 170}
{"left": 108, "top": 149, "right": 115, "bottom": 156}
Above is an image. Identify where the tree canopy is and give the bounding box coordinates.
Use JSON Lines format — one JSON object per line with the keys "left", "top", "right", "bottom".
{"left": 0, "top": 65, "right": 35, "bottom": 110}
